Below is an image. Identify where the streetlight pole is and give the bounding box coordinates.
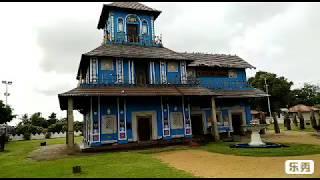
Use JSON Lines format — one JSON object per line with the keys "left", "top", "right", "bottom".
{"left": 264, "top": 78, "right": 272, "bottom": 118}
{"left": 2, "top": 81, "right": 12, "bottom": 107}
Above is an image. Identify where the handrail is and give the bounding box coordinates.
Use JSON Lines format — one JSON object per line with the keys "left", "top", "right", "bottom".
{"left": 103, "top": 32, "right": 163, "bottom": 47}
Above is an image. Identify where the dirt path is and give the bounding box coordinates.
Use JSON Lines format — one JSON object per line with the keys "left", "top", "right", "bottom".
{"left": 155, "top": 149, "right": 320, "bottom": 178}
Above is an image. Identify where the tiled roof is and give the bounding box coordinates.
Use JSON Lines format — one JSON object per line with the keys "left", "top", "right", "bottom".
{"left": 98, "top": 2, "right": 161, "bottom": 29}
{"left": 59, "top": 86, "right": 218, "bottom": 97}
{"left": 288, "top": 104, "right": 320, "bottom": 113}
{"left": 180, "top": 52, "right": 255, "bottom": 69}
{"left": 214, "top": 88, "right": 268, "bottom": 98}
{"left": 83, "top": 44, "right": 188, "bottom": 60}
{"left": 58, "top": 86, "right": 218, "bottom": 110}
{"left": 105, "top": 2, "right": 161, "bottom": 12}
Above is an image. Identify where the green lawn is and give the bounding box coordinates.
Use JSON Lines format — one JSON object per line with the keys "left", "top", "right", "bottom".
{"left": 0, "top": 137, "right": 193, "bottom": 178}
{"left": 201, "top": 142, "right": 320, "bottom": 157}
{"left": 266, "top": 124, "right": 315, "bottom": 132}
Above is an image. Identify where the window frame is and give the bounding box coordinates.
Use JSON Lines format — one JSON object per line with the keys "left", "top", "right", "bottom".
{"left": 141, "top": 20, "right": 148, "bottom": 35}
{"left": 167, "top": 61, "right": 179, "bottom": 72}
{"left": 117, "top": 18, "right": 124, "bottom": 32}
{"left": 101, "top": 58, "right": 114, "bottom": 71}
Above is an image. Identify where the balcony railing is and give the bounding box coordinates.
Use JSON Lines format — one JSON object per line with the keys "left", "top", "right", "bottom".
{"left": 79, "top": 75, "right": 199, "bottom": 88}
{"left": 199, "top": 80, "right": 252, "bottom": 90}
{"left": 103, "top": 32, "right": 163, "bottom": 47}
{"left": 78, "top": 75, "right": 253, "bottom": 90}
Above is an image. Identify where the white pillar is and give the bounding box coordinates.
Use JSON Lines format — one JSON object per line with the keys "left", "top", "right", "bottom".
{"left": 211, "top": 96, "right": 220, "bottom": 141}
{"left": 67, "top": 97, "right": 74, "bottom": 148}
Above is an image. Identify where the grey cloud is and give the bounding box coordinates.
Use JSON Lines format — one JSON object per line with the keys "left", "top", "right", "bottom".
{"left": 36, "top": 18, "right": 101, "bottom": 74}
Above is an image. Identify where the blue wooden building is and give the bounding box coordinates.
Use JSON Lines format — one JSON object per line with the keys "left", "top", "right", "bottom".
{"left": 58, "top": 2, "right": 268, "bottom": 149}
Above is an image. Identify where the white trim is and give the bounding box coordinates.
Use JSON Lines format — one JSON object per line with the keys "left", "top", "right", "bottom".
{"left": 180, "top": 61, "right": 187, "bottom": 84}
{"left": 172, "top": 134, "right": 184, "bottom": 138}
{"left": 124, "top": 14, "right": 141, "bottom": 41}
{"left": 132, "top": 111, "right": 157, "bottom": 142}
{"left": 124, "top": 98, "right": 127, "bottom": 140}
{"left": 117, "top": 17, "right": 124, "bottom": 32}
{"left": 149, "top": 62, "right": 153, "bottom": 84}
{"left": 160, "top": 61, "right": 167, "bottom": 84}
{"left": 98, "top": 96, "right": 101, "bottom": 142}
{"left": 101, "top": 140, "right": 117, "bottom": 144}
{"left": 188, "top": 103, "right": 192, "bottom": 135}
{"left": 128, "top": 60, "right": 131, "bottom": 84}
{"left": 141, "top": 19, "right": 149, "bottom": 35}
{"left": 131, "top": 60, "right": 135, "bottom": 84}
{"left": 152, "top": 61, "right": 155, "bottom": 84}
{"left": 182, "top": 96, "right": 186, "bottom": 136}
{"left": 90, "top": 97, "right": 93, "bottom": 144}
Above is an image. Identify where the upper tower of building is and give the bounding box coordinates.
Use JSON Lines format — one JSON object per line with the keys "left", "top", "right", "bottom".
{"left": 97, "top": 2, "right": 162, "bottom": 47}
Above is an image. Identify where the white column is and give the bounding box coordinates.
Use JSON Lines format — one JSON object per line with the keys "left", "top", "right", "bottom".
{"left": 67, "top": 97, "right": 74, "bottom": 148}
{"left": 211, "top": 96, "right": 220, "bottom": 141}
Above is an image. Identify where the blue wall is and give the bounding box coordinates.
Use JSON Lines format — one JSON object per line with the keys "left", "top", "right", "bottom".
{"left": 110, "top": 10, "right": 154, "bottom": 46}
{"left": 198, "top": 68, "right": 250, "bottom": 90}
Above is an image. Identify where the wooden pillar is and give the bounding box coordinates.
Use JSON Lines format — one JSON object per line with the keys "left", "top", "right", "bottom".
{"left": 67, "top": 97, "right": 74, "bottom": 148}
{"left": 211, "top": 96, "right": 220, "bottom": 141}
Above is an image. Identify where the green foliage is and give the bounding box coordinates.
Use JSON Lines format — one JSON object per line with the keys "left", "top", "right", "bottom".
{"left": 30, "top": 112, "right": 48, "bottom": 128}
{"left": 45, "top": 132, "right": 51, "bottom": 139}
{"left": 74, "top": 121, "right": 83, "bottom": 132}
{"left": 47, "top": 113, "right": 57, "bottom": 126}
{"left": 248, "top": 71, "right": 293, "bottom": 112}
{"left": 290, "top": 83, "right": 320, "bottom": 106}
{"left": 23, "top": 132, "right": 31, "bottom": 140}
{"left": 0, "top": 100, "right": 15, "bottom": 124}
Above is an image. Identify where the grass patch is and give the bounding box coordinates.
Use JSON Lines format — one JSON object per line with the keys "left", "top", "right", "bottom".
{"left": 0, "top": 137, "right": 193, "bottom": 178}
{"left": 201, "top": 142, "right": 320, "bottom": 157}
{"left": 266, "top": 124, "right": 315, "bottom": 132}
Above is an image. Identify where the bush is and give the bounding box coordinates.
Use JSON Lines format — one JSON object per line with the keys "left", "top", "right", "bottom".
{"left": 45, "top": 132, "right": 51, "bottom": 139}
{"left": 23, "top": 132, "right": 31, "bottom": 140}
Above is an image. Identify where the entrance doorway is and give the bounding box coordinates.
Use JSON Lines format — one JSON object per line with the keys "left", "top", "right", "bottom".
{"left": 137, "top": 116, "right": 152, "bottom": 141}
{"left": 231, "top": 113, "right": 243, "bottom": 135}
{"left": 191, "top": 114, "right": 204, "bottom": 136}
{"left": 135, "top": 61, "right": 149, "bottom": 85}
{"left": 127, "top": 24, "right": 139, "bottom": 43}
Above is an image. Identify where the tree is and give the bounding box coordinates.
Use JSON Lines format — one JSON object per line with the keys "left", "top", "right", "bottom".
{"left": 74, "top": 121, "right": 83, "bottom": 132}
{"left": 30, "top": 112, "right": 48, "bottom": 128}
{"left": 248, "top": 71, "right": 293, "bottom": 113}
{"left": 290, "top": 83, "right": 320, "bottom": 106}
{"left": 47, "top": 113, "right": 58, "bottom": 126}
{"left": 0, "top": 100, "right": 15, "bottom": 124}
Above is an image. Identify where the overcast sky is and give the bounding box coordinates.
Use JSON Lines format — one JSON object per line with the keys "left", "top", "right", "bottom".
{"left": 1, "top": 2, "right": 320, "bottom": 126}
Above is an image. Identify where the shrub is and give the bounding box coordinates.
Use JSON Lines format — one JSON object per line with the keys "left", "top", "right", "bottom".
{"left": 23, "top": 132, "right": 31, "bottom": 140}
{"left": 45, "top": 132, "right": 51, "bottom": 139}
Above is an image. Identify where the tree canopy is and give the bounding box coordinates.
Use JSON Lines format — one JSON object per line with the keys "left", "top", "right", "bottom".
{"left": 0, "top": 100, "right": 15, "bottom": 124}
{"left": 248, "top": 71, "right": 293, "bottom": 112}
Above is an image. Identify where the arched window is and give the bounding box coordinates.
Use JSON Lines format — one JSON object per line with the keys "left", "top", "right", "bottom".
{"left": 118, "top": 18, "right": 124, "bottom": 32}
{"left": 142, "top": 20, "right": 148, "bottom": 35}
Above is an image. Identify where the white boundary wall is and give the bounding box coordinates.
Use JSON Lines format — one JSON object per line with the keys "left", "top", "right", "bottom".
{"left": 9, "top": 131, "right": 82, "bottom": 141}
